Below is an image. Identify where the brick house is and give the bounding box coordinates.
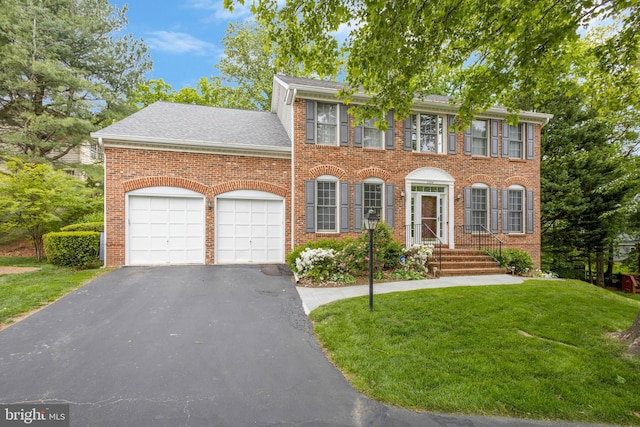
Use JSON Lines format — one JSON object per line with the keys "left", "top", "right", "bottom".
{"left": 92, "top": 75, "right": 552, "bottom": 269}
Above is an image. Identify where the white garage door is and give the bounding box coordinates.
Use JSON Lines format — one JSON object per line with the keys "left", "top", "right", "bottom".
{"left": 128, "top": 190, "right": 205, "bottom": 265}
{"left": 216, "top": 194, "right": 284, "bottom": 264}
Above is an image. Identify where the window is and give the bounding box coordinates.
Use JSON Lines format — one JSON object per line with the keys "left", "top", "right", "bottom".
{"left": 316, "top": 102, "right": 338, "bottom": 146}
{"left": 507, "top": 187, "right": 524, "bottom": 233}
{"left": 509, "top": 124, "right": 524, "bottom": 158}
{"left": 316, "top": 180, "right": 337, "bottom": 232}
{"left": 364, "top": 182, "right": 383, "bottom": 219}
{"left": 471, "top": 187, "right": 487, "bottom": 231}
{"left": 363, "top": 119, "right": 383, "bottom": 149}
{"left": 410, "top": 114, "right": 444, "bottom": 153}
{"left": 471, "top": 120, "right": 488, "bottom": 156}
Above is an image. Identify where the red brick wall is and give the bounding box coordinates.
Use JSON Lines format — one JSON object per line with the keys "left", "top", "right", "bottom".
{"left": 291, "top": 99, "right": 542, "bottom": 267}
{"left": 104, "top": 147, "right": 291, "bottom": 266}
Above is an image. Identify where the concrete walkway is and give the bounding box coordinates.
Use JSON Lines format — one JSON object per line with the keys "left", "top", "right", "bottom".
{"left": 296, "top": 274, "right": 525, "bottom": 313}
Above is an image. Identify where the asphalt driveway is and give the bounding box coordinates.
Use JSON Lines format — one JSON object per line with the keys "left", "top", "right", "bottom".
{"left": 0, "top": 266, "right": 606, "bottom": 427}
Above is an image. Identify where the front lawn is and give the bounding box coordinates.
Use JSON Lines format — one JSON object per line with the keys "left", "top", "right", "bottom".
{"left": 0, "top": 257, "right": 108, "bottom": 327}
{"left": 310, "top": 279, "right": 640, "bottom": 425}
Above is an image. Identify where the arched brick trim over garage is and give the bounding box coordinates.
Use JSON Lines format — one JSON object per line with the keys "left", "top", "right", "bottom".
{"left": 357, "top": 167, "right": 391, "bottom": 181}
{"left": 211, "top": 180, "right": 288, "bottom": 198}
{"left": 123, "top": 177, "right": 208, "bottom": 195}
{"left": 308, "top": 165, "right": 347, "bottom": 180}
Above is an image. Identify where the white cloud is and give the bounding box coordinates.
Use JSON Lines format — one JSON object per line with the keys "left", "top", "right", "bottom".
{"left": 185, "top": 0, "right": 253, "bottom": 22}
{"left": 145, "top": 31, "right": 217, "bottom": 56}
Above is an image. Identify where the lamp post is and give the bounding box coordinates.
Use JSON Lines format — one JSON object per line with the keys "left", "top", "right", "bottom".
{"left": 364, "top": 209, "right": 379, "bottom": 312}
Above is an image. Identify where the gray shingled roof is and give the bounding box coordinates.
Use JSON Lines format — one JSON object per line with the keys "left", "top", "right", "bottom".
{"left": 276, "top": 74, "right": 453, "bottom": 104}
{"left": 92, "top": 101, "right": 291, "bottom": 150}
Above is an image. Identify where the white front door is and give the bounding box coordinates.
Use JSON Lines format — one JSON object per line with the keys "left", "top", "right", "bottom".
{"left": 216, "top": 197, "right": 284, "bottom": 263}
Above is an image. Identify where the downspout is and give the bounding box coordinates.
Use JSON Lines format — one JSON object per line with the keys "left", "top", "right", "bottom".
{"left": 99, "top": 137, "right": 107, "bottom": 268}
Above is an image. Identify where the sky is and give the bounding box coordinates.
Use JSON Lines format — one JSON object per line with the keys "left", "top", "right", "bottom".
{"left": 117, "top": 0, "right": 255, "bottom": 90}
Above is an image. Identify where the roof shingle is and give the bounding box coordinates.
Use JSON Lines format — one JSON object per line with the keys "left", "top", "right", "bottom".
{"left": 92, "top": 101, "right": 291, "bottom": 149}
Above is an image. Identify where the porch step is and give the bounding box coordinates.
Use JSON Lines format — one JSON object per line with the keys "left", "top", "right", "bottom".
{"left": 428, "top": 248, "right": 506, "bottom": 277}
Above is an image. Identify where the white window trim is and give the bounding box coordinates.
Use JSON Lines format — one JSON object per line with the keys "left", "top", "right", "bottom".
{"left": 471, "top": 119, "right": 489, "bottom": 157}
{"left": 471, "top": 183, "right": 489, "bottom": 231}
{"left": 316, "top": 175, "right": 339, "bottom": 233}
{"left": 411, "top": 113, "right": 445, "bottom": 154}
{"left": 363, "top": 119, "right": 384, "bottom": 149}
{"left": 363, "top": 177, "right": 385, "bottom": 221}
{"left": 509, "top": 124, "right": 525, "bottom": 159}
{"left": 507, "top": 185, "right": 525, "bottom": 234}
{"left": 316, "top": 101, "right": 339, "bottom": 146}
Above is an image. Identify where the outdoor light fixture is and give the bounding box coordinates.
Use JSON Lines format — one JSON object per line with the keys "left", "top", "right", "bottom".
{"left": 364, "top": 209, "right": 379, "bottom": 312}
{"left": 207, "top": 200, "right": 212, "bottom": 210}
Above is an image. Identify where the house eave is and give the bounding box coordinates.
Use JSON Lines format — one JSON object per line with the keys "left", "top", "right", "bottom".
{"left": 274, "top": 75, "right": 554, "bottom": 127}
{"left": 92, "top": 134, "right": 291, "bottom": 159}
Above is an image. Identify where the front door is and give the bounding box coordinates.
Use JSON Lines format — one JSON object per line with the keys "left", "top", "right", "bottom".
{"left": 411, "top": 192, "right": 447, "bottom": 244}
{"left": 421, "top": 196, "right": 438, "bottom": 238}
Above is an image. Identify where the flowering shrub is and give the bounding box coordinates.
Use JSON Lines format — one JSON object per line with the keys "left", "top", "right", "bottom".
{"left": 338, "top": 240, "right": 368, "bottom": 275}
{"left": 289, "top": 233, "right": 435, "bottom": 286}
{"left": 400, "top": 244, "right": 434, "bottom": 277}
{"left": 295, "top": 248, "right": 355, "bottom": 284}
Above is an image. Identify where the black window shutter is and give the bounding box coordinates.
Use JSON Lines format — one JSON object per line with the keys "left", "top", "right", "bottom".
{"left": 501, "top": 189, "right": 509, "bottom": 233}
{"left": 305, "top": 180, "right": 315, "bottom": 232}
{"left": 354, "top": 183, "right": 363, "bottom": 232}
{"left": 340, "top": 182, "right": 350, "bottom": 232}
{"left": 305, "top": 100, "right": 315, "bottom": 144}
{"left": 385, "top": 184, "right": 395, "bottom": 228}
{"left": 491, "top": 188, "right": 499, "bottom": 233}
{"left": 526, "top": 190, "right": 534, "bottom": 233}
{"left": 403, "top": 117, "right": 413, "bottom": 151}
{"left": 526, "top": 123, "right": 534, "bottom": 160}
{"left": 385, "top": 110, "right": 395, "bottom": 150}
{"left": 463, "top": 187, "right": 472, "bottom": 233}
{"left": 491, "top": 120, "right": 499, "bottom": 157}
{"left": 502, "top": 121, "right": 510, "bottom": 158}
{"left": 354, "top": 124, "right": 363, "bottom": 147}
{"left": 339, "top": 104, "right": 349, "bottom": 147}
{"left": 447, "top": 115, "right": 457, "bottom": 154}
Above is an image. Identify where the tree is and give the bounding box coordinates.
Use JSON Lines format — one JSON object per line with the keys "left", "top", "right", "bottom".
{"left": 0, "top": 158, "right": 101, "bottom": 261}
{"left": 540, "top": 81, "right": 639, "bottom": 286}
{"left": 0, "top": 0, "right": 151, "bottom": 164}
{"left": 132, "top": 20, "right": 309, "bottom": 110}
{"left": 230, "top": 0, "right": 638, "bottom": 124}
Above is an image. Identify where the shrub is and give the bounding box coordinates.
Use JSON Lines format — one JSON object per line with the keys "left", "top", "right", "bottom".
{"left": 489, "top": 248, "right": 534, "bottom": 275}
{"left": 77, "top": 211, "right": 104, "bottom": 223}
{"left": 61, "top": 222, "right": 104, "bottom": 232}
{"left": 337, "top": 239, "right": 368, "bottom": 275}
{"left": 43, "top": 231, "right": 101, "bottom": 269}
{"left": 286, "top": 238, "right": 351, "bottom": 273}
{"left": 295, "top": 247, "right": 354, "bottom": 284}
{"left": 401, "top": 244, "right": 433, "bottom": 277}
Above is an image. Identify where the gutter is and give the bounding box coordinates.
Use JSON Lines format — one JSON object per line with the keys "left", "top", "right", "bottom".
{"left": 90, "top": 133, "right": 292, "bottom": 156}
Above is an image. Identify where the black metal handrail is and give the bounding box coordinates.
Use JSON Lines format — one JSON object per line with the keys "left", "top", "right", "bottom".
{"left": 454, "top": 225, "right": 503, "bottom": 261}
{"left": 406, "top": 223, "right": 442, "bottom": 274}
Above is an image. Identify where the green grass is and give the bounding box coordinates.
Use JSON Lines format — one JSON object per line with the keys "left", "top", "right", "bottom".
{"left": 310, "top": 279, "right": 640, "bottom": 425}
{"left": 0, "top": 257, "right": 108, "bottom": 326}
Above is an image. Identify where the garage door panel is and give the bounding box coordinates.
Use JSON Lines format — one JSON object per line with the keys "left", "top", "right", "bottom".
{"left": 216, "top": 198, "right": 283, "bottom": 264}
{"left": 128, "top": 195, "right": 204, "bottom": 265}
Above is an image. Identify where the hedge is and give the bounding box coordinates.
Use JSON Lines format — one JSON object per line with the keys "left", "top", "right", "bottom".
{"left": 43, "top": 231, "right": 101, "bottom": 269}
{"left": 61, "top": 222, "right": 104, "bottom": 232}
